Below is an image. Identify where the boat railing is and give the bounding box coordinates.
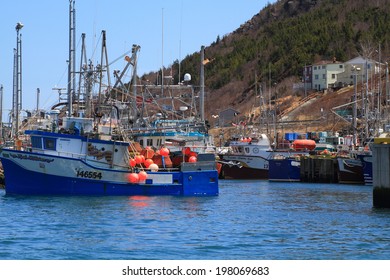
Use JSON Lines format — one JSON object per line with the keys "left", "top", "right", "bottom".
{"left": 180, "top": 161, "right": 217, "bottom": 171}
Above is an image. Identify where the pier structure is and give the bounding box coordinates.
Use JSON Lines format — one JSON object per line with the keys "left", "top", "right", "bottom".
{"left": 372, "top": 142, "right": 390, "bottom": 208}
{"left": 300, "top": 156, "right": 338, "bottom": 183}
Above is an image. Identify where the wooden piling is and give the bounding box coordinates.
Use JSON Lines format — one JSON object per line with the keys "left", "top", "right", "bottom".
{"left": 300, "top": 156, "right": 338, "bottom": 183}
{"left": 372, "top": 143, "right": 390, "bottom": 208}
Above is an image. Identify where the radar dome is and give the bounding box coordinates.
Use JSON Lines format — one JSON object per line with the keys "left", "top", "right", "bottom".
{"left": 183, "top": 73, "right": 191, "bottom": 82}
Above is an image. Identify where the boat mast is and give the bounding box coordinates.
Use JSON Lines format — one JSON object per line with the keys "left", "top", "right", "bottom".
{"left": 131, "top": 45, "right": 140, "bottom": 120}
{"left": 98, "top": 30, "right": 110, "bottom": 106}
{"left": 161, "top": 8, "right": 164, "bottom": 96}
{"left": 0, "top": 84, "right": 3, "bottom": 140}
{"left": 200, "top": 46, "right": 205, "bottom": 122}
{"left": 78, "top": 33, "right": 88, "bottom": 116}
{"left": 67, "top": 0, "right": 76, "bottom": 117}
{"left": 12, "top": 22, "right": 23, "bottom": 138}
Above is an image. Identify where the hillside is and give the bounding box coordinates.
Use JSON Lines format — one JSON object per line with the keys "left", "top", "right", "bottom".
{"left": 140, "top": 0, "right": 390, "bottom": 141}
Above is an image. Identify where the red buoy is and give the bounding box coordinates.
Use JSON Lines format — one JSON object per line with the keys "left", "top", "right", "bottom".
{"left": 129, "top": 158, "right": 137, "bottom": 167}
{"left": 188, "top": 156, "right": 197, "bottom": 163}
{"left": 138, "top": 171, "right": 148, "bottom": 181}
{"left": 135, "top": 155, "right": 144, "bottom": 164}
{"left": 144, "top": 158, "right": 154, "bottom": 168}
{"left": 159, "top": 147, "right": 170, "bottom": 156}
{"left": 127, "top": 173, "right": 139, "bottom": 183}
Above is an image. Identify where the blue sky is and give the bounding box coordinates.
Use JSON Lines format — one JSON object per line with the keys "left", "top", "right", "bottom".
{"left": 0, "top": 0, "right": 273, "bottom": 120}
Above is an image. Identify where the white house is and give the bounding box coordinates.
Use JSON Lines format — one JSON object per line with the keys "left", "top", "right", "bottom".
{"left": 336, "top": 56, "right": 381, "bottom": 87}
{"left": 312, "top": 60, "right": 345, "bottom": 91}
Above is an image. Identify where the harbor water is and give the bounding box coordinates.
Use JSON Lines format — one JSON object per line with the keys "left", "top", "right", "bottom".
{"left": 0, "top": 180, "right": 389, "bottom": 260}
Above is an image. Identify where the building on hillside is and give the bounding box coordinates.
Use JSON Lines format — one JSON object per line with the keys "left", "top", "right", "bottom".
{"left": 312, "top": 59, "right": 345, "bottom": 91}
{"left": 335, "top": 56, "right": 381, "bottom": 89}
{"left": 218, "top": 108, "right": 240, "bottom": 127}
{"left": 302, "top": 65, "right": 312, "bottom": 94}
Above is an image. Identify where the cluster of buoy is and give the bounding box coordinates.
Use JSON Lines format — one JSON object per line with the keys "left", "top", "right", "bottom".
{"left": 318, "top": 149, "right": 337, "bottom": 157}
{"left": 127, "top": 147, "right": 170, "bottom": 184}
{"left": 240, "top": 137, "right": 252, "bottom": 143}
{"left": 182, "top": 147, "right": 197, "bottom": 163}
{"left": 320, "top": 149, "right": 330, "bottom": 155}
{"left": 126, "top": 146, "right": 201, "bottom": 184}
{"left": 127, "top": 170, "right": 148, "bottom": 184}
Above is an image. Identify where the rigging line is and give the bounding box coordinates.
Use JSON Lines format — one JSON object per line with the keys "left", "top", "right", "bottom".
{"left": 44, "top": 34, "right": 84, "bottom": 112}
{"left": 99, "top": 48, "right": 134, "bottom": 69}
{"left": 53, "top": 33, "right": 83, "bottom": 89}
{"left": 90, "top": 31, "right": 102, "bottom": 63}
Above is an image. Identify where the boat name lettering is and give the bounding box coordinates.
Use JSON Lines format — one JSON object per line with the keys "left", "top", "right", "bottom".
{"left": 75, "top": 169, "right": 103, "bottom": 180}
{"left": 10, "top": 154, "right": 54, "bottom": 163}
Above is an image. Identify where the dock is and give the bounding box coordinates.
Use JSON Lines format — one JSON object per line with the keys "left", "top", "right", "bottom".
{"left": 372, "top": 143, "right": 390, "bottom": 208}
{"left": 300, "top": 156, "right": 338, "bottom": 183}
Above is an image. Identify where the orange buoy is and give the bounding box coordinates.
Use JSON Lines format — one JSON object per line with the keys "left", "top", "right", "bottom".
{"left": 183, "top": 147, "right": 191, "bottom": 155}
{"left": 135, "top": 155, "right": 144, "bottom": 164}
{"left": 189, "top": 151, "right": 197, "bottom": 158}
{"left": 159, "top": 147, "right": 170, "bottom": 156}
{"left": 144, "top": 158, "right": 154, "bottom": 168}
{"left": 188, "top": 156, "right": 197, "bottom": 163}
{"left": 129, "top": 158, "right": 137, "bottom": 167}
{"left": 127, "top": 173, "right": 139, "bottom": 183}
{"left": 138, "top": 171, "right": 148, "bottom": 181}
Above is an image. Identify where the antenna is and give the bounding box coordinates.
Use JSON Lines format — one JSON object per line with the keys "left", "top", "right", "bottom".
{"left": 178, "top": 0, "right": 183, "bottom": 84}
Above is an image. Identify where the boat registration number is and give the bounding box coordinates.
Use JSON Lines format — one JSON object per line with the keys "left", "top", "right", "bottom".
{"left": 76, "top": 169, "right": 103, "bottom": 180}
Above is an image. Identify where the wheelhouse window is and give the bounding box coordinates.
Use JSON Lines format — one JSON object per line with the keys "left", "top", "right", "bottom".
{"left": 43, "top": 138, "right": 56, "bottom": 150}
{"left": 30, "top": 136, "right": 43, "bottom": 149}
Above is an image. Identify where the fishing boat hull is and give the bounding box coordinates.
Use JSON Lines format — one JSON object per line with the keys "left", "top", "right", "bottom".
{"left": 357, "top": 154, "right": 373, "bottom": 185}
{"left": 219, "top": 154, "right": 269, "bottom": 179}
{"left": 337, "top": 157, "right": 364, "bottom": 184}
{"left": 0, "top": 149, "right": 218, "bottom": 196}
{"left": 268, "top": 158, "right": 301, "bottom": 182}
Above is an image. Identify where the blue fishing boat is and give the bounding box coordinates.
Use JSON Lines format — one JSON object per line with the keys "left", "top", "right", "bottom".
{"left": 268, "top": 155, "right": 301, "bottom": 182}
{"left": 357, "top": 154, "right": 372, "bottom": 185}
{"left": 0, "top": 120, "right": 218, "bottom": 196}
{"left": 0, "top": 1, "right": 218, "bottom": 196}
